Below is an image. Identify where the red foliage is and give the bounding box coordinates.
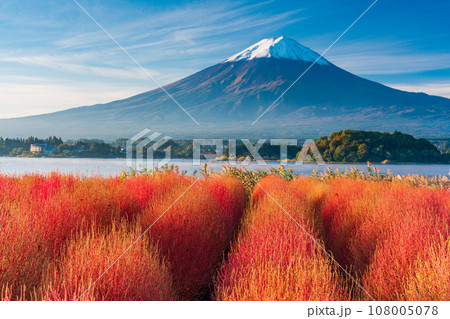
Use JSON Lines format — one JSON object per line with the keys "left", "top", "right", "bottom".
{"left": 215, "top": 176, "right": 345, "bottom": 301}
{"left": 0, "top": 172, "right": 246, "bottom": 300}
{"left": 140, "top": 175, "right": 247, "bottom": 300}
{"left": 301, "top": 178, "right": 449, "bottom": 300}
{"left": 41, "top": 222, "right": 177, "bottom": 301}
{"left": 1, "top": 171, "right": 447, "bottom": 301}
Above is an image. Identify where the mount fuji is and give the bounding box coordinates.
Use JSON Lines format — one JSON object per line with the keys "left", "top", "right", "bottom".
{"left": 225, "top": 36, "right": 329, "bottom": 64}
{"left": 0, "top": 36, "right": 449, "bottom": 139}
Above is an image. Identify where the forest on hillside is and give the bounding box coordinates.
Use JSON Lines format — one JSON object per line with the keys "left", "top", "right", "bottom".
{"left": 315, "top": 130, "right": 449, "bottom": 163}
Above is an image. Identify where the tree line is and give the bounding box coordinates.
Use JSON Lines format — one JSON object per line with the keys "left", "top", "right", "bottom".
{"left": 0, "top": 130, "right": 448, "bottom": 163}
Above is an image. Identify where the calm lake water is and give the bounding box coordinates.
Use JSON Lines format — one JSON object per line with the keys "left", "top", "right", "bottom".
{"left": 0, "top": 157, "right": 448, "bottom": 177}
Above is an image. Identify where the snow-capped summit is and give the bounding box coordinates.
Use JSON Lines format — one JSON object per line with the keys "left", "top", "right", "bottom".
{"left": 224, "top": 36, "right": 329, "bottom": 65}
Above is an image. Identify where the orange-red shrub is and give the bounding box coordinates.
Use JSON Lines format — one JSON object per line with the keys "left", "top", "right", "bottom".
{"left": 215, "top": 176, "right": 345, "bottom": 301}
{"left": 403, "top": 237, "right": 449, "bottom": 301}
{"left": 40, "top": 222, "right": 177, "bottom": 301}
{"left": 0, "top": 172, "right": 196, "bottom": 300}
{"left": 140, "top": 175, "right": 247, "bottom": 300}
{"left": 2, "top": 170, "right": 446, "bottom": 301}
{"left": 301, "top": 178, "right": 449, "bottom": 300}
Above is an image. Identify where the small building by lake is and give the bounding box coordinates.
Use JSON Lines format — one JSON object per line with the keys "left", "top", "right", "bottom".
{"left": 30, "top": 143, "right": 54, "bottom": 155}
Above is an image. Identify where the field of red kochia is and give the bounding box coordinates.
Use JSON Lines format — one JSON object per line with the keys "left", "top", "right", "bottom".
{"left": 0, "top": 172, "right": 448, "bottom": 300}
{"left": 0, "top": 172, "right": 246, "bottom": 300}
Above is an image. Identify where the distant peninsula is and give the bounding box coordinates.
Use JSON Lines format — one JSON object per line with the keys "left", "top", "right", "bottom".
{"left": 315, "top": 130, "right": 449, "bottom": 164}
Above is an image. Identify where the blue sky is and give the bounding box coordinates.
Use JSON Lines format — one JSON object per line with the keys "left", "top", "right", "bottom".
{"left": 0, "top": 0, "right": 449, "bottom": 118}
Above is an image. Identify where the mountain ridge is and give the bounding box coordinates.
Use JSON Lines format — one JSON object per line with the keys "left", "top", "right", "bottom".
{"left": 0, "top": 37, "right": 448, "bottom": 139}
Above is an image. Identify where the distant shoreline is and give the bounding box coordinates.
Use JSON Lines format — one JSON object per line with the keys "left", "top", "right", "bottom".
{"left": 1, "top": 130, "right": 448, "bottom": 164}
{"left": 1, "top": 155, "right": 448, "bottom": 165}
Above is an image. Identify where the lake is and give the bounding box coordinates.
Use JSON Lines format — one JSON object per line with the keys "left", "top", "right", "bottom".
{"left": 0, "top": 157, "right": 448, "bottom": 177}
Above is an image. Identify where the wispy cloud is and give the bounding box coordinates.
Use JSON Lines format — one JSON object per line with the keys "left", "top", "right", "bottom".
{"left": 2, "top": 0, "right": 449, "bottom": 120}
{"left": 387, "top": 82, "right": 450, "bottom": 99}
{"left": 0, "top": 0, "right": 303, "bottom": 118}
{"left": 1, "top": 0, "right": 306, "bottom": 89}
{"left": 0, "top": 77, "right": 150, "bottom": 118}
{"left": 321, "top": 40, "right": 450, "bottom": 75}
{"left": 0, "top": 52, "right": 148, "bottom": 80}
{"left": 55, "top": 1, "right": 305, "bottom": 65}
{"left": 328, "top": 52, "right": 450, "bottom": 75}
{"left": 54, "top": 30, "right": 109, "bottom": 50}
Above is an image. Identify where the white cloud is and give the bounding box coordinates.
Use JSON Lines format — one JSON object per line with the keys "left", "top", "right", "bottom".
{"left": 0, "top": 52, "right": 150, "bottom": 80}
{"left": 54, "top": 1, "right": 304, "bottom": 63}
{"left": 54, "top": 30, "right": 110, "bottom": 50}
{"left": 387, "top": 82, "right": 450, "bottom": 99}
{"left": 327, "top": 52, "right": 450, "bottom": 75}
{"left": 307, "top": 39, "right": 450, "bottom": 75}
{"left": 0, "top": 0, "right": 308, "bottom": 119}
{"left": 0, "top": 79, "right": 149, "bottom": 118}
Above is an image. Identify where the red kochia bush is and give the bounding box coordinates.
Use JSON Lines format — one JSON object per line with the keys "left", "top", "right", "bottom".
{"left": 1, "top": 174, "right": 80, "bottom": 299}
{"left": 403, "top": 236, "right": 449, "bottom": 300}
{"left": 140, "top": 175, "right": 246, "bottom": 300}
{"left": 314, "top": 178, "right": 449, "bottom": 300}
{"left": 215, "top": 176, "right": 345, "bottom": 301}
{"left": 0, "top": 172, "right": 189, "bottom": 300}
{"left": 41, "top": 222, "right": 177, "bottom": 301}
